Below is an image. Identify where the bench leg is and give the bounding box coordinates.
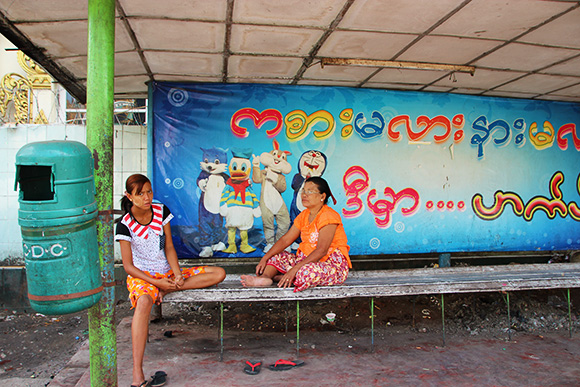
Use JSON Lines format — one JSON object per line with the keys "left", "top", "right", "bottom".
{"left": 285, "top": 300, "right": 289, "bottom": 334}
{"left": 567, "top": 288, "right": 573, "bottom": 338}
{"left": 500, "top": 292, "right": 512, "bottom": 341}
{"left": 219, "top": 301, "right": 224, "bottom": 362}
{"left": 296, "top": 300, "right": 300, "bottom": 359}
{"left": 370, "top": 297, "right": 375, "bottom": 353}
{"left": 441, "top": 294, "right": 446, "bottom": 347}
{"left": 506, "top": 292, "right": 511, "bottom": 341}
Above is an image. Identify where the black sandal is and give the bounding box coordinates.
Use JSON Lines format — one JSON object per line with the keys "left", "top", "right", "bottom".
{"left": 130, "top": 381, "right": 149, "bottom": 387}
{"left": 150, "top": 371, "right": 167, "bottom": 387}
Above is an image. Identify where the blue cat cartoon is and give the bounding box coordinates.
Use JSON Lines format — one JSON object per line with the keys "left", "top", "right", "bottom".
{"left": 197, "top": 147, "right": 229, "bottom": 257}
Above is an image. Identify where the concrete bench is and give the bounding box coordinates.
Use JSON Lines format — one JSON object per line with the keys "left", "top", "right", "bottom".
{"left": 164, "top": 262, "right": 580, "bottom": 360}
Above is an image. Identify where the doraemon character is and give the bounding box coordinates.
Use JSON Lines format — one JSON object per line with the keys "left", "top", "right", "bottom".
{"left": 220, "top": 148, "right": 261, "bottom": 254}
{"left": 196, "top": 147, "right": 229, "bottom": 257}
{"left": 290, "top": 149, "right": 328, "bottom": 221}
{"left": 252, "top": 139, "right": 292, "bottom": 253}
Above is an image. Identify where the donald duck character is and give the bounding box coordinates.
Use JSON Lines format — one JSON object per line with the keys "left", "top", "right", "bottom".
{"left": 220, "top": 148, "right": 261, "bottom": 254}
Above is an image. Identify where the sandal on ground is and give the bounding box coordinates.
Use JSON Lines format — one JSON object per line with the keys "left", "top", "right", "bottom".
{"left": 244, "top": 360, "right": 262, "bottom": 375}
{"left": 150, "top": 370, "right": 167, "bottom": 387}
{"left": 268, "top": 359, "right": 305, "bottom": 371}
{"left": 130, "top": 381, "right": 149, "bottom": 387}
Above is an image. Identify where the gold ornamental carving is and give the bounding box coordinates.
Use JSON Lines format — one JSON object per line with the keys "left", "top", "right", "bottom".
{"left": 0, "top": 73, "right": 32, "bottom": 124}
{"left": 0, "top": 52, "right": 50, "bottom": 124}
{"left": 17, "top": 51, "right": 52, "bottom": 90}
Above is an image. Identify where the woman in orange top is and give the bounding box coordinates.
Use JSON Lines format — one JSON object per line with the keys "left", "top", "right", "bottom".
{"left": 241, "top": 176, "right": 350, "bottom": 292}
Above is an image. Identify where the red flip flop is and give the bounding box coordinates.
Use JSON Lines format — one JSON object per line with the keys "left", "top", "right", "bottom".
{"left": 268, "top": 359, "right": 305, "bottom": 371}
{"left": 244, "top": 360, "right": 262, "bottom": 375}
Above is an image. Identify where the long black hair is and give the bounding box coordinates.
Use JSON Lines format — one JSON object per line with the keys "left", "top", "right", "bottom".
{"left": 115, "top": 173, "right": 151, "bottom": 223}
{"left": 305, "top": 176, "right": 336, "bottom": 205}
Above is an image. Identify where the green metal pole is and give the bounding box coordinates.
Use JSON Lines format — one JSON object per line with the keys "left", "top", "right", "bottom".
{"left": 86, "top": 0, "right": 117, "bottom": 386}
{"left": 296, "top": 300, "right": 300, "bottom": 358}
{"left": 567, "top": 288, "right": 573, "bottom": 338}
{"left": 441, "top": 294, "right": 445, "bottom": 347}
{"left": 507, "top": 292, "right": 511, "bottom": 341}
{"left": 220, "top": 302, "right": 224, "bottom": 361}
{"left": 370, "top": 297, "right": 375, "bottom": 353}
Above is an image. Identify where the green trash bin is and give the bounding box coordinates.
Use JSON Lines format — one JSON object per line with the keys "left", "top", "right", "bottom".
{"left": 15, "top": 140, "right": 102, "bottom": 315}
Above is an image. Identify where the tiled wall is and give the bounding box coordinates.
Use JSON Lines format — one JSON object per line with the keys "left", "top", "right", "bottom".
{"left": 0, "top": 124, "right": 147, "bottom": 263}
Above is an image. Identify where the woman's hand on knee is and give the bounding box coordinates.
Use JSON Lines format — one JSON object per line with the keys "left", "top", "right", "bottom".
{"left": 155, "top": 277, "right": 178, "bottom": 292}
{"left": 256, "top": 259, "right": 268, "bottom": 276}
{"left": 174, "top": 274, "right": 184, "bottom": 288}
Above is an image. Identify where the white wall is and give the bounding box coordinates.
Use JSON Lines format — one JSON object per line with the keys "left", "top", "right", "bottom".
{"left": 0, "top": 124, "right": 148, "bottom": 263}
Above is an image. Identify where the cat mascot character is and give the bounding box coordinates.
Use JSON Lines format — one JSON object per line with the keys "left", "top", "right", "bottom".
{"left": 252, "top": 139, "right": 292, "bottom": 253}
{"left": 196, "top": 147, "right": 229, "bottom": 257}
{"left": 220, "top": 148, "right": 261, "bottom": 254}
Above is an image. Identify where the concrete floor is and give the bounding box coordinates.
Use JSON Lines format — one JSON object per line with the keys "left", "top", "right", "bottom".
{"left": 49, "top": 315, "right": 580, "bottom": 387}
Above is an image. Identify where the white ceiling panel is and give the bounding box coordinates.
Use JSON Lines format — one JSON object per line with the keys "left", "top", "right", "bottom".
{"left": 540, "top": 55, "right": 580, "bottom": 77}
{"left": 1, "top": 0, "right": 578, "bottom": 103}
{"left": 474, "top": 43, "right": 579, "bottom": 71}
{"left": 0, "top": 0, "right": 86, "bottom": 21}
{"left": 17, "top": 20, "right": 134, "bottom": 58}
{"left": 433, "top": 0, "right": 573, "bottom": 40}
{"left": 338, "top": 0, "right": 460, "bottom": 34}
{"left": 537, "top": 95, "right": 580, "bottom": 103}
{"left": 114, "top": 51, "right": 147, "bottom": 76}
{"left": 495, "top": 73, "right": 580, "bottom": 94}
{"left": 228, "top": 55, "right": 303, "bottom": 78}
{"left": 433, "top": 69, "right": 526, "bottom": 89}
{"left": 230, "top": 25, "right": 322, "bottom": 56}
{"left": 114, "top": 75, "right": 150, "bottom": 95}
{"left": 423, "top": 85, "right": 454, "bottom": 93}
{"left": 119, "top": 0, "right": 227, "bottom": 21}
{"left": 318, "top": 31, "right": 417, "bottom": 60}
{"left": 448, "top": 88, "right": 486, "bottom": 95}
{"left": 303, "top": 62, "right": 377, "bottom": 82}
{"left": 552, "top": 83, "right": 580, "bottom": 98}
{"left": 397, "top": 36, "right": 501, "bottom": 64}
{"left": 363, "top": 82, "right": 423, "bottom": 90}
{"left": 233, "top": 0, "right": 344, "bottom": 27}
{"left": 130, "top": 19, "right": 225, "bottom": 52}
{"left": 297, "top": 79, "right": 362, "bottom": 87}
{"left": 230, "top": 77, "right": 292, "bottom": 85}
{"left": 518, "top": 7, "right": 580, "bottom": 49}
{"left": 483, "top": 90, "right": 540, "bottom": 99}
{"left": 370, "top": 68, "right": 446, "bottom": 84}
{"left": 144, "top": 52, "right": 223, "bottom": 77}
{"left": 16, "top": 21, "right": 91, "bottom": 57}
{"left": 158, "top": 75, "right": 221, "bottom": 84}
{"left": 54, "top": 56, "right": 87, "bottom": 79}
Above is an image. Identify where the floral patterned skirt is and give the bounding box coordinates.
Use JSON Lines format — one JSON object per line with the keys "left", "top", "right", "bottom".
{"left": 126, "top": 266, "right": 206, "bottom": 308}
{"left": 267, "top": 249, "right": 349, "bottom": 292}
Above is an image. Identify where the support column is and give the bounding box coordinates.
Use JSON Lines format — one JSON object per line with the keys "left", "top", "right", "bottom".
{"left": 86, "top": 0, "right": 117, "bottom": 385}
{"left": 296, "top": 300, "right": 300, "bottom": 358}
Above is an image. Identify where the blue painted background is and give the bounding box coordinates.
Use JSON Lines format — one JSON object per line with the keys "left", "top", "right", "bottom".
{"left": 151, "top": 82, "right": 580, "bottom": 258}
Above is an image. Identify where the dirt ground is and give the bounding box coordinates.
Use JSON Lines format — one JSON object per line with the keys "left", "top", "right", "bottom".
{"left": 0, "top": 288, "right": 579, "bottom": 386}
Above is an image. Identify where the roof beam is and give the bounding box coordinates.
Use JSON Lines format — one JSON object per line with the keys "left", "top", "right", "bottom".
{"left": 0, "top": 10, "right": 87, "bottom": 104}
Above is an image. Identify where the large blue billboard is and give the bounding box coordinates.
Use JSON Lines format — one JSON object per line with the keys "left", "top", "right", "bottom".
{"left": 150, "top": 82, "right": 580, "bottom": 259}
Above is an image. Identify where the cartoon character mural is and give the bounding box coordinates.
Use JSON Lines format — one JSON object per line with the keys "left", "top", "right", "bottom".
{"left": 289, "top": 150, "right": 328, "bottom": 250}
{"left": 220, "top": 148, "right": 261, "bottom": 254}
{"left": 196, "top": 147, "right": 229, "bottom": 257}
{"left": 290, "top": 150, "right": 328, "bottom": 221}
{"left": 252, "top": 139, "right": 292, "bottom": 253}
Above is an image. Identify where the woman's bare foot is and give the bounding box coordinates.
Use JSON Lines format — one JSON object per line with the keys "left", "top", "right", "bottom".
{"left": 240, "top": 275, "right": 273, "bottom": 287}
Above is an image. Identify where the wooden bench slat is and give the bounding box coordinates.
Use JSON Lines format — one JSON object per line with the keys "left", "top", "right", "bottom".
{"left": 164, "top": 263, "right": 580, "bottom": 303}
